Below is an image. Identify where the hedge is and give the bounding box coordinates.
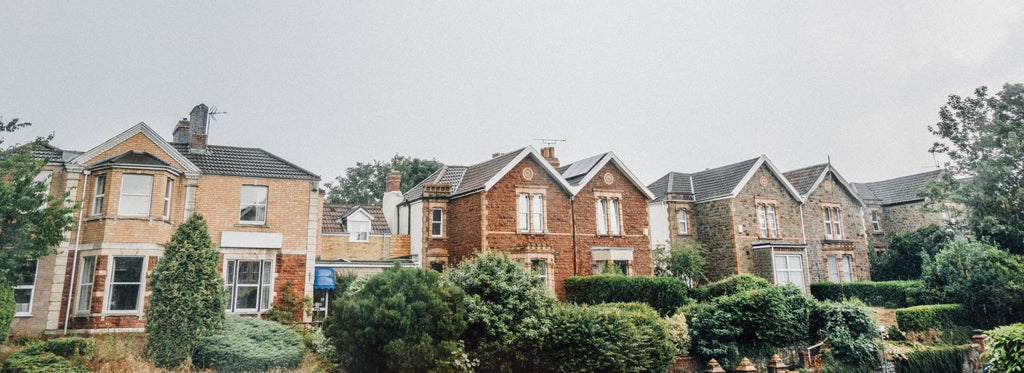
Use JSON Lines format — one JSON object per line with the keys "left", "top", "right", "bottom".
{"left": 564, "top": 275, "right": 691, "bottom": 315}
{"left": 692, "top": 274, "right": 771, "bottom": 302}
{"left": 894, "top": 304, "right": 972, "bottom": 332}
{"left": 2, "top": 337, "right": 96, "bottom": 373}
{"left": 193, "top": 315, "right": 304, "bottom": 373}
{"left": 809, "top": 280, "right": 923, "bottom": 308}
{"left": 893, "top": 344, "right": 971, "bottom": 373}
{"left": 543, "top": 302, "right": 674, "bottom": 372}
{"left": 987, "top": 323, "right": 1024, "bottom": 372}
{"left": 1, "top": 283, "right": 13, "bottom": 342}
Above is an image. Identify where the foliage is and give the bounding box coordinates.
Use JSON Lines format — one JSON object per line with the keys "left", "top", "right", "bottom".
{"left": 891, "top": 343, "right": 971, "bottom": 373}
{"left": 654, "top": 240, "right": 707, "bottom": 283}
{"left": 543, "top": 302, "right": 674, "bottom": 372}
{"left": 894, "top": 304, "right": 971, "bottom": 332}
{"left": 920, "top": 236, "right": 1024, "bottom": 326}
{"left": 265, "top": 281, "right": 305, "bottom": 323}
{"left": 987, "top": 323, "right": 1024, "bottom": 372}
{"left": 0, "top": 284, "right": 12, "bottom": 343}
{"left": 34, "top": 337, "right": 96, "bottom": 358}
{"left": 144, "top": 214, "right": 225, "bottom": 369}
{"left": 443, "top": 253, "right": 554, "bottom": 372}
{"left": 325, "top": 264, "right": 469, "bottom": 372}
{"left": 691, "top": 274, "right": 772, "bottom": 302}
{"left": 926, "top": 83, "right": 1024, "bottom": 253}
{"left": 192, "top": 314, "right": 304, "bottom": 373}
{"left": 664, "top": 311, "right": 691, "bottom": 356}
{"left": 564, "top": 275, "right": 692, "bottom": 315}
{"left": 687, "top": 284, "right": 812, "bottom": 368}
{"left": 325, "top": 154, "right": 443, "bottom": 204}
{"left": 809, "top": 280, "right": 924, "bottom": 308}
{"left": 809, "top": 301, "right": 881, "bottom": 372}
{"left": 870, "top": 225, "right": 955, "bottom": 281}
{"left": 3, "top": 337, "right": 96, "bottom": 373}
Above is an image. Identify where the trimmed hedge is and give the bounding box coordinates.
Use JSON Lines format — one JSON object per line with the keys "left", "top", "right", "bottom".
{"left": 692, "top": 274, "right": 772, "bottom": 302}
{"left": 809, "top": 280, "right": 923, "bottom": 308}
{"left": 987, "top": 323, "right": 1024, "bottom": 372}
{"left": 193, "top": 315, "right": 304, "bottom": 373}
{"left": 543, "top": 302, "right": 674, "bottom": 372}
{"left": 564, "top": 275, "right": 691, "bottom": 315}
{"left": 893, "top": 344, "right": 971, "bottom": 373}
{"left": 894, "top": 304, "right": 972, "bottom": 332}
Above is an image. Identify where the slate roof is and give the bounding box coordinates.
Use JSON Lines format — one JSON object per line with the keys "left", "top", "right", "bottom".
{"left": 783, "top": 163, "right": 828, "bottom": 196}
{"left": 93, "top": 151, "right": 171, "bottom": 168}
{"left": 649, "top": 157, "right": 763, "bottom": 203}
{"left": 403, "top": 148, "right": 527, "bottom": 201}
{"left": 170, "top": 143, "right": 319, "bottom": 180}
{"left": 558, "top": 153, "right": 606, "bottom": 186}
{"left": 852, "top": 170, "right": 942, "bottom": 206}
{"left": 322, "top": 203, "right": 390, "bottom": 234}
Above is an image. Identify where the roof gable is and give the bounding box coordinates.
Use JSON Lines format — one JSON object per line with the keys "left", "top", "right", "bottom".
{"left": 652, "top": 155, "right": 804, "bottom": 203}
{"left": 69, "top": 122, "right": 201, "bottom": 177}
{"left": 560, "top": 152, "right": 655, "bottom": 199}
{"left": 323, "top": 204, "right": 390, "bottom": 234}
{"left": 402, "top": 146, "right": 574, "bottom": 202}
{"left": 853, "top": 170, "right": 942, "bottom": 206}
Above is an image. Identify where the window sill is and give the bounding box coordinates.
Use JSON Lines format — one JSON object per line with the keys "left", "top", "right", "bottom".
{"left": 757, "top": 236, "right": 784, "bottom": 240}
{"left": 84, "top": 215, "right": 173, "bottom": 224}
{"left": 676, "top": 233, "right": 692, "bottom": 237}
{"left": 235, "top": 223, "right": 269, "bottom": 228}
{"left": 14, "top": 313, "right": 31, "bottom": 318}
{"left": 102, "top": 311, "right": 143, "bottom": 316}
{"left": 597, "top": 234, "right": 624, "bottom": 237}
{"left": 430, "top": 236, "right": 445, "bottom": 239}
{"left": 518, "top": 232, "right": 547, "bottom": 236}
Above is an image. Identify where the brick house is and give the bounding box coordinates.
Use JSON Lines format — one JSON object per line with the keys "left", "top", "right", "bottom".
{"left": 784, "top": 163, "right": 871, "bottom": 283}
{"left": 649, "top": 155, "right": 811, "bottom": 290}
{"left": 9, "top": 104, "right": 321, "bottom": 336}
{"left": 387, "top": 146, "right": 653, "bottom": 297}
{"left": 852, "top": 170, "right": 952, "bottom": 252}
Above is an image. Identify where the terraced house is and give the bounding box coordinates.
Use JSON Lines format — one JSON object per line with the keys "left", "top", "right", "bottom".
{"left": 852, "top": 170, "right": 954, "bottom": 252}
{"left": 9, "top": 104, "right": 321, "bottom": 336}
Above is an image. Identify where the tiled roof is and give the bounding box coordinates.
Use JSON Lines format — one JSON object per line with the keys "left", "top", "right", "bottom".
{"left": 853, "top": 170, "right": 942, "bottom": 205}
{"left": 559, "top": 153, "right": 606, "bottom": 186}
{"left": 648, "top": 172, "right": 694, "bottom": 202}
{"left": 784, "top": 163, "right": 828, "bottom": 196}
{"left": 4, "top": 143, "right": 80, "bottom": 163}
{"left": 649, "top": 157, "right": 761, "bottom": 202}
{"left": 403, "top": 148, "right": 527, "bottom": 201}
{"left": 170, "top": 143, "right": 319, "bottom": 180}
{"left": 93, "top": 151, "right": 171, "bottom": 167}
{"left": 322, "top": 203, "right": 390, "bottom": 234}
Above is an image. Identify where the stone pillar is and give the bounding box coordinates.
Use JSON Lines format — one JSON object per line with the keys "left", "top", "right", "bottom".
{"left": 705, "top": 359, "right": 726, "bottom": 373}
{"left": 734, "top": 357, "right": 758, "bottom": 373}
{"left": 768, "top": 354, "right": 789, "bottom": 373}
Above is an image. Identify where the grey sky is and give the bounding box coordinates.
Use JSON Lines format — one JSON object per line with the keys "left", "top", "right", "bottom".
{"left": 3, "top": 1, "right": 1022, "bottom": 186}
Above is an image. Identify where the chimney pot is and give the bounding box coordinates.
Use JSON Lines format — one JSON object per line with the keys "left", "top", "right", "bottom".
{"left": 188, "top": 104, "right": 209, "bottom": 153}
{"left": 385, "top": 170, "right": 402, "bottom": 192}
{"left": 492, "top": 152, "right": 503, "bottom": 159}
{"left": 540, "top": 146, "right": 560, "bottom": 169}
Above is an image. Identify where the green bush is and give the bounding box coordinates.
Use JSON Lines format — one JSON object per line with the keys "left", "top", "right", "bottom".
{"left": 987, "top": 323, "right": 1024, "bottom": 372}
{"left": 0, "top": 282, "right": 13, "bottom": 342}
{"left": 665, "top": 311, "right": 691, "bottom": 357}
{"left": 692, "top": 274, "right": 771, "bottom": 302}
{"left": 144, "top": 214, "right": 225, "bottom": 369}
{"left": 192, "top": 315, "right": 304, "bottom": 373}
{"left": 809, "top": 280, "right": 924, "bottom": 308}
{"left": 921, "top": 236, "right": 1024, "bottom": 327}
{"left": 1, "top": 350, "right": 91, "bottom": 373}
{"left": 809, "top": 301, "right": 881, "bottom": 372}
{"left": 36, "top": 337, "right": 95, "bottom": 358}
{"left": 892, "top": 344, "right": 971, "bottom": 373}
{"left": 564, "top": 275, "right": 691, "bottom": 315}
{"left": 653, "top": 239, "right": 707, "bottom": 283}
{"left": 543, "top": 302, "right": 674, "bottom": 372}
{"left": 871, "top": 225, "right": 954, "bottom": 281}
{"left": 894, "top": 304, "right": 972, "bottom": 332}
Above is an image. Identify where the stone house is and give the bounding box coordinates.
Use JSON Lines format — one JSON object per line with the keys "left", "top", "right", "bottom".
{"left": 851, "top": 170, "right": 951, "bottom": 252}
{"left": 9, "top": 104, "right": 321, "bottom": 336}
{"left": 388, "top": 146, "right": 653, "bottom": 297}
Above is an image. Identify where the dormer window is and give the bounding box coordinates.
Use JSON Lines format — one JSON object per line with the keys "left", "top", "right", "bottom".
{"left": 349, "top": 220, "right": 370, "bottom": 242}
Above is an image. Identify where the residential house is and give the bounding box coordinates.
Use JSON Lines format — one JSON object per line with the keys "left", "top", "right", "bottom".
{"left": 852, "top": 170, "right": 951, "bottom": 252}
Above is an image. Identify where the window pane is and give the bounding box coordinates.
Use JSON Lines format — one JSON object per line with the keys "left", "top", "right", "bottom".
{"left": 76, "top": 284, "right": 93, "bottom": 313}
{"left": 775, "top": 256, "right": 788, "bottom": 270}
{"left": 226, "top": 261, "right": 235, "bottom": 285}
{"left": 827, "top": 256, "right": 839, "bottom": 282}
{"left": 531, "top": 259, "right": 547, "bottom": 277}
{"left": 14, "top": 289, "right": 32, "bottom": 312}
{"left": 235, "top": 286, "right": 258, "bottom": 309}
{"left": 614, "top": 260, "right": 629, "bottom": 276}
{"left": 240, "top": 186, "right": 268, "bottom": 223}
{"left": 431, "top": 209, "right": 442, "bottom": 236}
{"left": 596, "top": 199, "right": 607, "bottom": 235}
{"left": 608, "top": 200, "right": 620, "bottom": 235}
{"left": 122, "top": 174, "right": 153, "bottom": 194}
{"left": 757, "top": 205, "right": 767, "bottom": 236}
{"left": 237, "top": 261, "right": 259, "bottom": 284}
{"left": 787, "top": 255, "right": 802, "bottom": 270}
{"left": 262, "top": 261, "right": 272, "bottom": 285}
{"left": 678, "top": 210, "right": 688, "bottom": 234}
{"left": 789, "top": 272, "right": 805, "bottom": 290}
{"left": 531, "top": 195, "right": 543, "bottom": 232}
{"left": 767, "top": 205, "right": 778, "bottom": 237}
{"left": 112, "top": 257, "right": 143, "bottom": 283}
{"left": 842, "top": 255, "right": 854, "bottom": 282}
{"left": 517, "top": 194, "right": 530, "bottom": 232}
{"left": 109, "top": 284, "right": 140, "bottom": 311}
{"left": 261, "top": 284, "right": 271, "bottom": 309}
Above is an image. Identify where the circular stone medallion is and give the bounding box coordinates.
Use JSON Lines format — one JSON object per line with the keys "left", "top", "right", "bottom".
{"left": 522, "top": 167, "right": 534, "bottom": 180}
{"left": 603, "top": 172, "right": 614, "bottom": 185}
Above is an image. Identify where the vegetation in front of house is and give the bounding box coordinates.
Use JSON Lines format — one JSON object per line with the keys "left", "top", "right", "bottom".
{"left": 265, "top": 281, "right": 308, "bottom": 323}
{"left": 810, "top": 280, "right": 924, "bottom": 308}
{"left": 2, "top": 337, "right": 95, "bottom": 373}
{"left": 869, "top": 225, "right": 954, "bottom": 281}
{"left": 887, "top": 343, "right": 972, "bottom": 373}
{"left": 894, "top": 304, "right": 971, "bottom": 333}
{"left": 653, "top": 239, "right": 707, "bottom": 284}
{"left": 544, "top": 302, "right": 675, "bottom": 372}
{"left": 0, "top": 286, "right": 12, "bottom": 343}
{"left": 690, "top": 274, "right": 771, "bottom": 302}
{"left": 810, "top": 301, "right": 882, "bottom": 373}
{"left": 192, "top": 315, "right": 304, "bottom": 373}
{"left": 920, "top": 236, "right": 1024, "bottom": 327}
{"left": 986, "top": 323, "right": 1024, "bottom": 372}
{"left": 564, "top": 274, "right": 691, "bottom": 316}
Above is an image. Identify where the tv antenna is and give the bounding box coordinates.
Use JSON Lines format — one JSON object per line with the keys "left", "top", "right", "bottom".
{"left": 207, "top": 105, "right": 227, "bottom": 137}
{"left": 533, "top": 138, "right": 566, "bottom": 146}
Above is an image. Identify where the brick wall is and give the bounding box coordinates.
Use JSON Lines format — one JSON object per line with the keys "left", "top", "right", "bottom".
{"left": 571, "top": 162, "right": 653, "bottom": 277}
{"left": 321, "top": 234, "right": 387, "bottom": 261}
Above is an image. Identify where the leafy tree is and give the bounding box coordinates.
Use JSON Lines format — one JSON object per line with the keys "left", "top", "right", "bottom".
{"left": 870, "top": 225, "right": 955, "bottom": 281}
{"left": 920, "top": 236, "right": 1024, "bottom": 327}
{"left": 544, "top": 303, "right": 675, "bottom": 372}
{"left": 810, "top": 300, "right": 881, "bottom": 373}
{"left": 654, "top": 239, "right": 707, "bottom": 284}
{"left": 326, "top": 264, "right": 470, "bottom": 372}
{"left": 927, "top": 83, "right": 1024, "bottom": 253}
{"left": 443, "top": 253, "right": 554, "bottom": 372}
{"left": 145, "top": 214, "right": 226, "bottom": 368}
{"left": 325, "top": 154, "right": 443, "bottom": 204}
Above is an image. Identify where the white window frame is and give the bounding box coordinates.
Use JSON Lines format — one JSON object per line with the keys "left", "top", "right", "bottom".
{"left": 831, "top": 207, "right": 842, "bottom": 239}
{"left": 607, "top": 199, "right": 621, "bottom": 235}
{"left": 104, "top": 256, "right": 146, "bottom": 313}
{"left": 757, "top": 204, "right": 768, "bottom": 237}
{"left": 842, "top": 254, "right": 855, "bottom": 283}
{"left": 162, "top": 178, "right": 173, "bottom": 219}
{"left": 826, "top": 255, "right": 840, "bottom": 282}
{"left": 531, "top": 194, "right": 544, "bottom": 233}
{"left": 677, "top": 208, "right": 689, "bottom": 235}
{"left": 224, "top": 259, "right": 274, "bottom": 313}
{"left": 348, "top": 220, "right": 370, "bottom": 242}
{"left": 91, "top": 174, "right": 106, "bottom": 216}
{"left": 766, "top": 204, "right": 779, "bottom": 238}
{"left": 530, "top": 259, "right": 548, "bottom": 283}
{"left": 871, "top": 211, "right": 881, "bottom": 232}
{"left": 118, "top": 174, "right": 154, "bottom": 217}
{"left": 13, "top": 260, "right": 38, "bottom": 317}
{"left": 517, "top": 194, "right": 530, "bottom": 233}
{"left": 518, "top": 192, "right": 545, "bottom": 234}
{"left": 35, "top": 171, "right": 53, "bottom": 209}
{"left": 239, "top": 185, "right": 269, "bottom": 225}
{"left": 774, "top": 254, "right": 804, "bottom": 290}
{"left": 76, "top": 256, "right": 96, "bottom": 315}
{"left": 431, "top": 208, "right": 443, "bottom": 237}
{"left": 596, "top": 199, "right": 608, "bottom": 235}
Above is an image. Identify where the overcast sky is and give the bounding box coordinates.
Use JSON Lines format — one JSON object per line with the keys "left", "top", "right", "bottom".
{"left": 2, "top": 1, "right": 1022, "bottom": 186}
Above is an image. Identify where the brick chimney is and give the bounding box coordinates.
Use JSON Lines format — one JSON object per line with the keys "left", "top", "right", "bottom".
{"left": 385, "top": 170, "right": 402, "bottom": 192}
{"left": 188, "top": 104, "right": 209, "bottom": 154}
{"left": 172, "top": 118, "right": 190, "bottom": 143}
{"left": 540, "top": 146, "right": 559, "bottom": 168}
{"left": 381, "top": 170, "right": 404, "bottom": 235}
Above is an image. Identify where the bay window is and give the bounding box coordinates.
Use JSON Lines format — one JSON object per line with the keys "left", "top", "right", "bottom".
{"left": 225, "top": 259, "right": 273, "bottom": 312}
{"left": 106, "top": 257, "right": 144, "bottom": 312}
{"left": 774, "top": 254, "right": 804, "bottom": 290}
{"left": 118, "top": 174, "right": 154, "bottom": 217}
{"left": 76, "top": 256, "right": 96, "bottom": 314}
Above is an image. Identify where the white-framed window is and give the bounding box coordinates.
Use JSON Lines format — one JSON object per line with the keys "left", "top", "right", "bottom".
{"left": 596, "top": 198, "right": 621, "bottom": 235}
{"left": 348, "top": 220, "right": 370, "bottom": 242}
{"left": 118, "top": 174, "right": 154, "bottom": 217}
{"left": 677, "top": 209, "right": 689, "bottom": 235}
{"left": 518, "top": 193, "right": 545, "bottom": 233}
{"left": 826, "top": 255, "right": 840, "bottom": 282}
{"left": 162, "top": 178, "right": 173, "bottom": 219}
{"left": 35, "top": 171, "right": 52, "bottom": 209}
{"left": 871, "top": 211, "right": 881, "bottom": 232}
{"left": 106, "top": 256, "right": 145, "bottom": 312}
{"left": 774, "top": 254, "right": 804, "bottom": 290}
{"left": 531, "top": 194, "right": 544, "bottom": 233}
{"left": 530, "top": 259, "right": 548, "bottom": 283}
{"left": 239, "top": 185, "right": 268, "bottom": 224}
{"left": 13, "top": 260, "right": 37, "bottom": 316}
{"left": 76, "top": 256, "right": 96, "bottom": 314}
{"left": 225, "top": 259, "right": 273, "bottom": 312}
{"left": 596, "top": 199, "right": 608, "bottom": 235}
{"left": 823, "top": 206, "right": 842, "bottom": 239}
{"left": 431, "top": 208, "right": 443, "bottom": 237}
{"left": 91, "top": 174, "right": 106, "bottom": 216}
{"left": 842, "top": 254, "right": 855, "bottom": 283}
{"left": 757, "top": 203, "right": 779, "bottom": 238}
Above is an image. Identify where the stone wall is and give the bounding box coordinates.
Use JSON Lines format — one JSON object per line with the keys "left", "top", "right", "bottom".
{"left": 731, "top": 165, "right": 805, "bottom": 277}
{"left": 693, "top": 199, "right": 736, "bottom": 281}
{"left": 801, "top": 172, "right": 871, "bottom": 282}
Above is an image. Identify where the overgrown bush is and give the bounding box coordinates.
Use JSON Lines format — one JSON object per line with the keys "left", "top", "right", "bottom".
{"left": 0, "top": 282, "right": 13, "bottom": 343}
{"left": 2, "top": 337, "right": 96, "bottom": 373}
{"left": 444, "top": 253, "right": 554, "bottom": 372}
{"left": 891, "top": 344, "right": 971, "bottom": 373}
{"left": 921, "top": 236, "right": 1024, "bottom": 327}
{"left": 809, "top": 280, "right": 923, "bottom": 308}
{"left": 35, "top": 337, "right": 95, "bottom": 358}
{"left": 564, "top": 275, "right": 691, "bottom": 315}
{"left": 265, "top": 281, "right": 306, "bottom": 323}
{"left": 192, "top": 315, "right": 304, "bottom": 373}
{"left": 544, "top": 302, "right": 674, "bottom": 372}
{"left": 870, "top": 225, "right": 954, "bottom": 281}
{"left": 894, "top": 304, "right": 971, "bottom": 332}
{"left": 664, "top": 311, "right": 691, "bottom": 356}
{"left": 986, "top": 323, "right": 1024, "bottom": 372}
{"left": 326, "top": 264, "right": 470, "bottom": 372}
{"left": 144, "top": 214, "right": 225, "bottom": 369}
{"left": 809, "top": 301, "right": 881, "bottom": 372}
{"left": 691, "top": 274, "right": 771, "bottom": 302}
{"left": 654, "top": 239, "right": 707, "bottom": 283}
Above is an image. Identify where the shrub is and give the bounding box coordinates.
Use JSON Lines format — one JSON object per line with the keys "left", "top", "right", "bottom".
{"left": 892, "top": 344, "right": 971, "bottom": 373}
{"left": 2, "top": 350, "right": 91, "bottom": 373}
{"left": 564, "top": 275, "right": 691, "bottom": 315}
{"left": 654, "top": 239, "right": 707, "bottom": 283}
{"left": 664, "top": 311, "right": 691, "bottom": 356}
{"left": 809, "top": 301, "right": 881, "bottom": 372}
{"left": 37, "top": 337, "right": 96, "bottom": 358}
{"left": 265, "top": 281, "right": 305, "bottom": 323}
{"left": 986, "top": 323, "right": 1024, "bottom": 372}
{"left": 921, "top": 236, "right": 1024, "bottom": 327}
{"left": 894, "top": 304, "right": 971, "bottom": 332}
{"left": 144, "top": 214, "right": 225, "bottom": 369}
{"left": 809, "top": 280, "right": 924, "bottom": 308}
{"left": 871, "top": 224, "right": 954, "bottom": 281}
{"left": 325, "top": 264, "right": 469, "bottom": 372}
{"left": 0, "top": 282, "right": 13, "bottom": 343}
{"left": 443, "top": 253, "right": 554, "bottom": 372}
{"left": 691, "top": 274, "right": 771, "bottom": 302}
{"left": 543, "top": 302, "right": 674, "bottom": 372}
{"left": 192, "top": 315, "right": 304, "bottom": 373}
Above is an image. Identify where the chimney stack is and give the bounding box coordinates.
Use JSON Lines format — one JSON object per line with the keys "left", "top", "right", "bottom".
{"left": 385, "top": 170, "right": 402, "bottom": 192}
{"left": 173, "top": 118, "right": 190, "bottom": 143}
{"left": 381, "top": 170, "right": 405, "bottom": 235}
{"left": 188, "top": 104, "right": 209, "bottom": 154}
{"left": 540, "top": 146, "right": 560, "bottom": 168}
